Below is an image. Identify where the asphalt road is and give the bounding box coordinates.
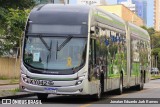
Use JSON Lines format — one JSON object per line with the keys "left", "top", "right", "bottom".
{"left": 1, "top": 79, "right": 160, "bottom": 107}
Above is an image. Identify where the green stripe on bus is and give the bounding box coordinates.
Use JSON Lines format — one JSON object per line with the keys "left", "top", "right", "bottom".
{"left": 94, "top": 14, "right": 125, "bottom": 28}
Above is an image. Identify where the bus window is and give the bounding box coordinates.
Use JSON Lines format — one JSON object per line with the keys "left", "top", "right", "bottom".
{"left": 89, "top": 38, "right": 97, "bottom": 81}
{"left": 89, "top": 38, "right": 96, "bottom": 66}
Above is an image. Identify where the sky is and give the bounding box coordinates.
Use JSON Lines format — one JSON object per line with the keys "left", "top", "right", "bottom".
{"left": 69, "top": 0, "right": 154, "bottom": 27}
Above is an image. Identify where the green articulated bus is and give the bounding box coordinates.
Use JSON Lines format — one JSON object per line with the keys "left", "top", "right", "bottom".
{"left": 20, "top": 4, "right": 151, "bottom": 100}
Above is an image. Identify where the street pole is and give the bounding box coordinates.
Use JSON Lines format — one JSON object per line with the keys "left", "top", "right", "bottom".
{"left": 156, "top": 55, "right": 158, "bottom": 68}
{"left": 155, "top": 55, "right": 156, "bottom": 67}
{"left": 152, "top": 55, "right": 153, "bottom": 68}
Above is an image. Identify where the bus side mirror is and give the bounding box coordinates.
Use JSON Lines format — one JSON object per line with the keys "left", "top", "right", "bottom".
{"left": 90, "top": 30, "right": 94, "bottom": 34}
{"left": 90, "top": 26, "right": 95, "bottom": 35}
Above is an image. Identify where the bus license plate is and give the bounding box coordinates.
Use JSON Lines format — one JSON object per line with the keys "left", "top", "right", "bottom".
{"left": 44, "top": 87, "right": 57, "bottom": 93}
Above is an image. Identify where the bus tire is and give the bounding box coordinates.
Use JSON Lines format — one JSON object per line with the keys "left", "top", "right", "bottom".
{"left": 116, "top": 73, "right": 123, "bottom": 95}
{"left": 137, "top": 71, "right": 144, "bottom": 90}
{"left": 37, "top": 93, "right": 48, "bottom": 100}
{"left": 100, "top": 73, "right": 104, "bottom": 95}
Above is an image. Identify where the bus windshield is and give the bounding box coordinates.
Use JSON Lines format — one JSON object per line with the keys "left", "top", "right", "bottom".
{"left": 23, "top": 36, "right": 87, "bottom": 72}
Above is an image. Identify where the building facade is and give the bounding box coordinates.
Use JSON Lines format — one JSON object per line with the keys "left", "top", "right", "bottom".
{"left": 154, "top": 0, "right": 160, "bottom": 31}
{"left": 117, "top": 0, "right": 128, "bottom": 3}
{"left": 77, "top": 0, "right": 107, "bottom": 5}
{"left": 133, "top": 0, "right": 143, "bottom": 17}
{"left": 99, "top": 5, "right": 144, "bottom": 26}
{"left": 120, "top": 1, "right": 136, "bottom": 13}
{"left": 132, "top": 0, "right": 147, "bottom": 24}
{"left": 142, "top": 0, "right": 147, "bottom": 24}
{"left": 117, "top": 0, "right": 147, "bottom": 25}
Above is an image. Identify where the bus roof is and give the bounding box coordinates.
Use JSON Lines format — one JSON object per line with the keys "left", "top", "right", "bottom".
{"left": 32, "top": 4, "right": 90, "bottom": 13}
{"left": 95, "top": 7, "right": 126, "bottom": 32}
{"left": 128, "top": 22, "right": 150, "bottom": 40}
{"left": 29, "top": 4, "right": 90, "bottom": 25}
{"left": 29, "top": 4, "right": 149, "bottom": 40}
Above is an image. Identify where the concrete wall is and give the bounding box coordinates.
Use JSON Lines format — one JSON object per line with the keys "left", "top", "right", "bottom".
{"left": 0, "top": 57, "right": 20, "bottom": 79}
{"left": 99, "top": 5, "right": 144, "bottom": 26}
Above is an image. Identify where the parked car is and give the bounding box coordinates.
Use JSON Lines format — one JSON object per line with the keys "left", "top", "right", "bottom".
{"left": 151, "top": 68, "right": 159, "bottom": 74}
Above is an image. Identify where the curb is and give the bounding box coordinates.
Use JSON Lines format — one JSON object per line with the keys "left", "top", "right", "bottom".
{"left": 0, "top": 83, "right": 19, "bottom": 86}
{"left": 0, "top": 93, "right": 36, "bottom": 100}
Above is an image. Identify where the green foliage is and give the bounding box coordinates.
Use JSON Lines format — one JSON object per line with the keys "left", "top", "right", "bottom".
{"left": 0, "top": 0, "right": 35, "bottom": 56}
{"left": 151, "top": 32, "right": 160, "bottom": 49}
{"left": 151, "top": 75, "right": 160, "bottom": 80}
{"left": 0, "top": 9, "right": 30, "bottom": 56}
{"left": 141, "top": 26, "right": 147, "bottom": 31}
{"left": 5, "top": 9, "right": 30, "bottom": 44}
{"left": 0, "top": 0, "right": 35, "bottom": 9}
{"left": 147, "top": 27, "right": 155, "bottom": 36}
{"left": 141, "top": 26, "right": 155, "bottom": 36}
{"left": 152, "top": 48, "right": 160, "bottom": 56}
{"left": 141, "top": 26, "right": 160, "bottom": 69}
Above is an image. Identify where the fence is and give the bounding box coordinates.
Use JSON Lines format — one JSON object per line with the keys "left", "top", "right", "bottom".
{"left": 0, "top": 57, "right": 20, "bottom": 79}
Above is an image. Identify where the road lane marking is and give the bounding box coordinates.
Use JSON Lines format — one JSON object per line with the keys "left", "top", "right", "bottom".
{"left": 79, "top": 104, "right": 91, "bottom": 107}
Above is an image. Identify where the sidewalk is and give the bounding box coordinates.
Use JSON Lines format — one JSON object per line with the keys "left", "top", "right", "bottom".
{"left": 0, "top": 79, "right": 19, "bottom": 86}
{"left": 0, "top": 80, "right": 35, "bottom": 99}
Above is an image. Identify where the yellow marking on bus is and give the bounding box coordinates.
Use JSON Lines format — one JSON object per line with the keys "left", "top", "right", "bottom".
{"left": 67, "top": 57, "right": 72, "bottom": 67}
{"left": 79, "top": 104, "right": 91, "bottom": 107}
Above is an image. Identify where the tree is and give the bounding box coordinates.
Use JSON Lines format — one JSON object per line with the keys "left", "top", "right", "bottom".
{"left": 0, "top": 0, "right": 35, "bottom": 56}
{"left": 141, "top": 26, "right": 160, "bottom": 69}
{"left": 0, "top": 9, "right": 30, "bottom": 56}
{"left": 147, "top": 27, "right": 155, "bottom": 36}
{"left": 0, "top": 0, "right": 35, "bottom": 9}
{"left": 141, "top": 26, "right": 155, "bottom": 36}
{"left": 151, "top": 32, "right": 160, "bottom": 48}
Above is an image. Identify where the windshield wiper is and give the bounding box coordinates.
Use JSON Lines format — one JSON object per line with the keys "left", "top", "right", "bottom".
{"left": 57, "top": 35, "right": 73, "bottom": 51}
{"left": 38, "top": 34, "right": 52, "bottom": 68}
{"left": 47, "top": 40, "right": 52, "bottom": 68}
{"left": 38, "top": 34, "right": 51, "bottom": 51}
{"left": 56, "top": 41, "right": 58, "bottom": 60}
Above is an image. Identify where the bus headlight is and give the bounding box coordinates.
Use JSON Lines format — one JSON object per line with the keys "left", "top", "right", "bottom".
{"left": 22, "top": 76, "right": 29, "bottom": 83}
{"left": 75, "top": 80, "right": 83, "bottom": 85}
{"left": 75, "top": 75, "right": 85, "bottom": 85}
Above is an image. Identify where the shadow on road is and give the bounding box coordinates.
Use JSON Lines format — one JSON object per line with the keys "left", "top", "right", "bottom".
{"left": 40, "top": 87, "right": 149, "bottom": 104}
{"left": 41, "top": 95, "right": 95, "bottom": 104}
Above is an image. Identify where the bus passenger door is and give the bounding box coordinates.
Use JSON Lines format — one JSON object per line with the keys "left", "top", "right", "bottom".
{"left": 89, "top": 38, "right": 98, "bottom": 81}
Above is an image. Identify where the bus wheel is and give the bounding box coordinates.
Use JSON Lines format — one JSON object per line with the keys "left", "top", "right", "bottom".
{"left": 37, "top": 93, "right": 48, "bottom": 100}
{"left": 137, "top": 72, "right": 144, "bottom": 90}
{"left": 116, "top": 73, "right": 123, "bottom": 95}
{"left": 100, "top": 73, "right": 104, "bottom": 95}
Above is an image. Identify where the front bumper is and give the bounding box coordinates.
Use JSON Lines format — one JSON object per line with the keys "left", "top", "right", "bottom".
{"left": 20, "top": 75, "right": 87, "bottom": 95}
